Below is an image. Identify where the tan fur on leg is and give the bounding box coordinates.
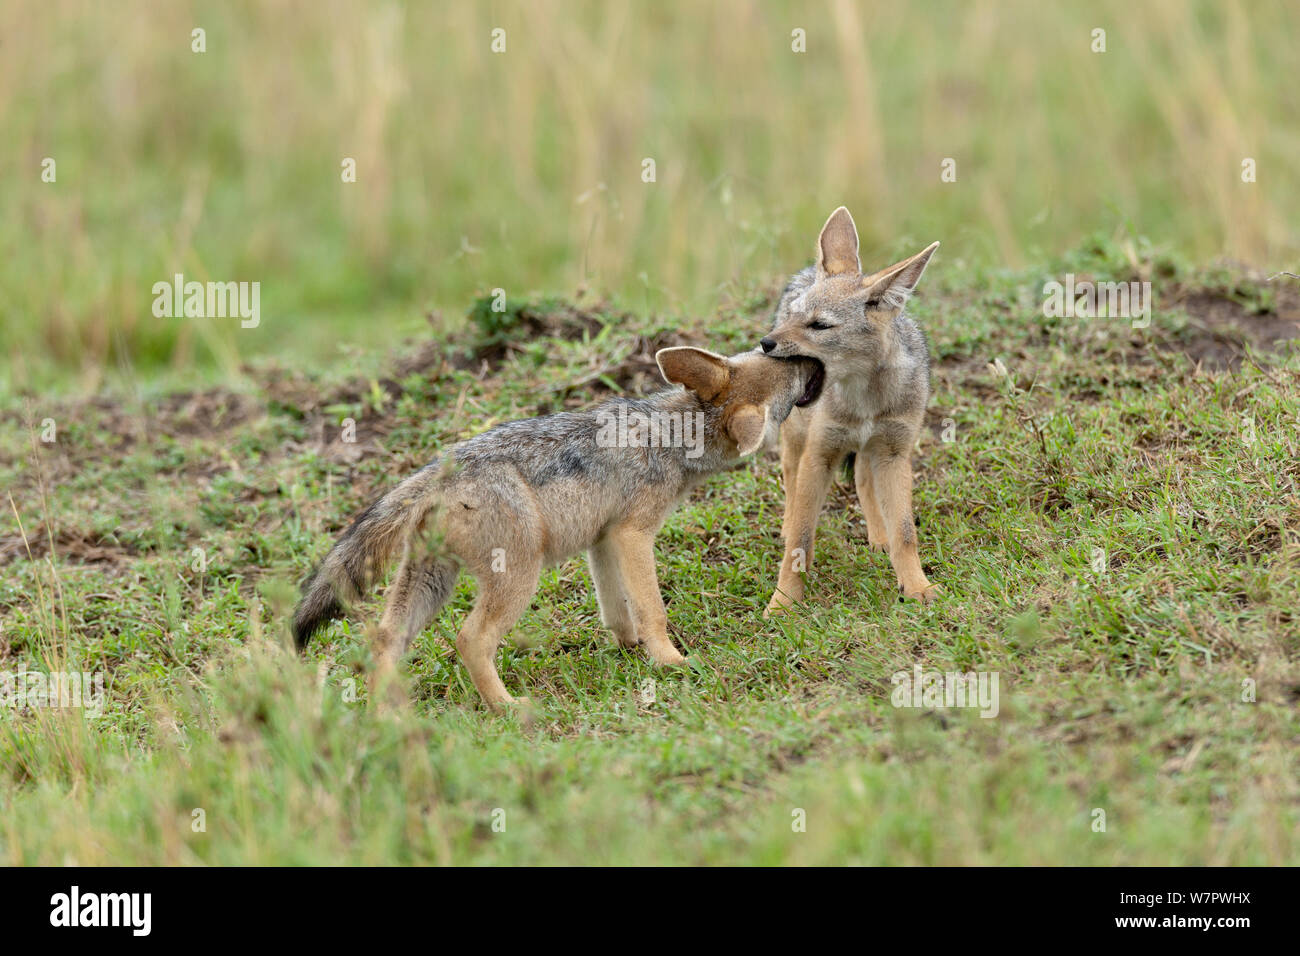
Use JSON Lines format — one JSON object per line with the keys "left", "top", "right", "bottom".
{"left": 588, "top": 538, "right": 638, "bottom": 649}
{"left": 854, "top": 452, "right": 889, "bottom": 553}
{"left": 607, "top": 526, "right": 685, "bottom": 666}
{"left": 867, "top": 449, "right": 939, "bottom": 602}
{"left": 766, "top": 448, "right": 836, "bottom": 616}
{"left": 456, "top": 564, "right": 541, "bottom": 711}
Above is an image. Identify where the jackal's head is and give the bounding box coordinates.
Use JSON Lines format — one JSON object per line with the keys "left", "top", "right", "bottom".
{"left": 656, "top": 346, "right": 824, "bottom": 457}
{"left": 760, "top": 206, "right": 938, "bottom": 380}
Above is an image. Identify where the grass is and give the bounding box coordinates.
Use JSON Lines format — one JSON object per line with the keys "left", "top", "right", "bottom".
{"left": 2, "top": 236, "right": 1297, "bottom": 864}
{"left": 3, "top": 0, "right": 1298, "bottom": 390}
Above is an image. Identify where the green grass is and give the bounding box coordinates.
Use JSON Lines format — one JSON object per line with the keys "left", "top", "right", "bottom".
{"left": 2, "top": 238, "right": 1297, "bottom": 864}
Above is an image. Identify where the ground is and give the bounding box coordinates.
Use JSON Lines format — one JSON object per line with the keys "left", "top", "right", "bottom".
{"left": 1, "top": 238, "right": 1297, "bottom": 864}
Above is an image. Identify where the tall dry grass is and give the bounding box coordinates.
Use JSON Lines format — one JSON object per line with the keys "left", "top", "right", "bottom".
{"left": 1, "top": 0, "right": 1296, "bottom": 386}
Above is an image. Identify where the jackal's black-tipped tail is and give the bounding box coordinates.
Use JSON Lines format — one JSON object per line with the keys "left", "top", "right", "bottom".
{"left": 291, "top": 464, "right": 442, "bottom": 651}
{"left": 291, "top": 567, "right": 346, "bottom": 650}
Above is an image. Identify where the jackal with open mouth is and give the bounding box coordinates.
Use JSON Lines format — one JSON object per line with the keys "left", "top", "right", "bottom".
{"left": 758, "top": 206, "right": 941, "bottom": 614}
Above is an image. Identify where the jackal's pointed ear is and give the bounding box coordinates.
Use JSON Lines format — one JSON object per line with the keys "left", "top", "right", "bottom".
{"left": 817, "top": 206, "right": 861, "bottom": 276}
{"left": 861, "top": 241, "right": 940, "bottom": 308}
{"left": 656, "top": 347, "right": 730, "bottom": 402}
{"left": 727, "top": 404, "right": 769, "bottom": 457}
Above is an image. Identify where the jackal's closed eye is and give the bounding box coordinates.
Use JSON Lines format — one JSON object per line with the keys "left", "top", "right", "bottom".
{"left": 807, "top": 320, "right": 832, "bottom": 330}
{"left": 865, "top": 298, "right": 881, "bottom": 310}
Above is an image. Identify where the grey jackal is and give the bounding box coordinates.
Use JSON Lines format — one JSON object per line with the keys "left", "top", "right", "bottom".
{"left": 293, "top": 347, "right": 824, "bottom": 710}
{"left": 759, "top": 206, "right": 941, "bottom": 614}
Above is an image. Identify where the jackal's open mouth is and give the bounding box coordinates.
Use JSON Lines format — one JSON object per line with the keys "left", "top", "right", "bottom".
{"left": 793, "top": 358, "right": 825, "bottom": 407}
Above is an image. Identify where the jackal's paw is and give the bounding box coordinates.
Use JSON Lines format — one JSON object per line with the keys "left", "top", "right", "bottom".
{"left": 611, "top": 629, "right": 642, "bottom": 650}
{"left": 488, "top": 694, "right": 534, "bottom": 717}
{"left": 369, "top": 666, "right": 412, "bottom": 714}
{"left": 507, "top": 696, "right": 538, "bottom": 728}
{"left": 900, "top": 582, "right": 942, "bottom": 604}
{"left": 764, "top": 591, "right": 799, "bottom": 619}
{"left": 648, "top": 646, "right": 687, "bottom": 667}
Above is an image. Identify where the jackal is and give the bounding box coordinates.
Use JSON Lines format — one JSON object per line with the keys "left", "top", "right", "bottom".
{"left": 292, "top": 347, "right": 824, "bottom": 710}
{"left": 758, "top": 206, "right": 940, "bottom": 614}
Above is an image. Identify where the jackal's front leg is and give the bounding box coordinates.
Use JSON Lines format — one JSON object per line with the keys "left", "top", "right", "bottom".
{"left": 766, "top": 450, "right": 835, "bottom": 616}
{"left": 607, "top": 527, "right": 685, "bottom": 666}
{"left": 868, "top": 450, "right": 939, "bottom": 603}
{"left": 778, "top": 428, "right": 803, "bottom": 542}
{"left": 587, "top": 538, "right": 638, "bottom": 649}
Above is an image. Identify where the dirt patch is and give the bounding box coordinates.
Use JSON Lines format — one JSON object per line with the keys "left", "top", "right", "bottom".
{"left": 88, "top": 389, "right": 256, "bottom": 445}
{"left": 1165, "top": 280, "right": 1300, "bottom": 370}
{"left": 152, "top": 390, "right": 262, "bottom": 438}
{"left": 555, "top": 329, "right": 705, "bottom": 404}
{"left": 260, "top": 363, "right": 406, "bottom": 464}
{"left": 446, "top": 302, "right": 610, "bottom": 375}
{"left": 0, "top": 526, "right": 144, "bottom": 567}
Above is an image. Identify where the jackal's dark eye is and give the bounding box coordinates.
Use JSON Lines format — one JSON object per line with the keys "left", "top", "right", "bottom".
{"left": 807, "top": 320, "right": 832, "bottom": 331}
{"left": 865, "top": 298, "right": 882, "bottom": 310}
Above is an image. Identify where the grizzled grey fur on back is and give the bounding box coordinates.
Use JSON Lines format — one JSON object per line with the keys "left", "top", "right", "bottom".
{"left": 452, "top": 390, "right": 727, "bottom": 491}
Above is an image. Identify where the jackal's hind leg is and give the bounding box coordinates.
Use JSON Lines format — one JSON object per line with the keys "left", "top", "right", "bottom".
{"left": 373, "top": 556, "right": 457, "bottom": 669}
{"left": 456, "top": 564, "right": 541, "bottom": 711}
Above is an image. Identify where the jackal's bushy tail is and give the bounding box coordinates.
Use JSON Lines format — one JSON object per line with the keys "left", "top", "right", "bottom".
{"left": 291, "top": 464, "right": 443, "bottom": 650}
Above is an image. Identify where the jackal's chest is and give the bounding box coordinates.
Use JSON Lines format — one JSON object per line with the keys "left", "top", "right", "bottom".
{"left": 789, "top": 369, "right": 922, "bottom": 453}
{"left": 786, "top": 400, "right": 875, "bottom": 455}
{"left": 824, "top": 380, "right": 890, "bottom": 444}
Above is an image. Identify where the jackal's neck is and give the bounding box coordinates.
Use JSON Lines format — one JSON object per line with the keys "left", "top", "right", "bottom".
{"left": 861, "top": 311, "right": 924, "bottom": 376}
{"left": 636, "top": 388, "right": 734, "bottom": 476}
